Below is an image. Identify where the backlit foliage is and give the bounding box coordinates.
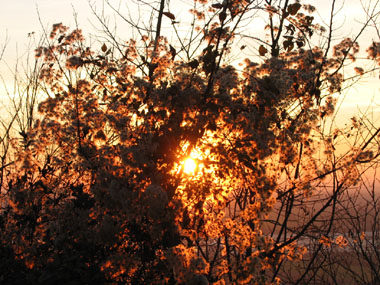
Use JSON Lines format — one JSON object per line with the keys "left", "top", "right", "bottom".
{"left": 1, "top": 0, "right": 380, "bottom": 283}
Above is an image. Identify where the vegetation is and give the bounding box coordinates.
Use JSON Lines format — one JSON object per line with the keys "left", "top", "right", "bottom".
{"left": 1, "top": 0, "right": 380, "bottom": 283}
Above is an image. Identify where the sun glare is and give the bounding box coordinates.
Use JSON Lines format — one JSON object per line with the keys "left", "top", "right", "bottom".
{"left": 183, "top": 157, "right": 197, "bottom": 174}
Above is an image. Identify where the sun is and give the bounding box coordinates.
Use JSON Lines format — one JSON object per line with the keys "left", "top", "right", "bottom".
{"left": 183, "top": 157, "right": 197, "bottom": 174}
{"left": 177, "top": 144, "right": 206, "bottom": 176}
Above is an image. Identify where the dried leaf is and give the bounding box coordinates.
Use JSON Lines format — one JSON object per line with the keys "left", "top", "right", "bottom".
{"left": 101, "top": 43, "right": 107, "bottom": 53}
{"left": 305, "top": 15, "right": 314, "bottom": 25}
{"left": 58, "top": 35, "right": 65, "bottom": 43}
{"left": 211, "top": 3, "right": 224, "bottom": 9}
{"left": 296, "top": 39, "right": 304, "bottom": 48}
{"left": 259, "top": 45, "right": 268, "bottom": 56}
{"left": 169, "top": 44, "right": 176, "bottom": 59}
{"left": 354, "top": 67, "right": 364, "bottom": 75}
{"left": 219, "top": 11, "right": 227, "bottom": 23}
{"left": 188, "top": 59, "right": 199, "bottom": 69}
{"left": 202, "top": 46, "right": 217, "bottom": 75}
{"left": 163, "top": 12, "right": 175, "bottom": 20}
{"left": 283, "top": 40, "right": 294, "bottom": 52}
{"left": 288, "top": 3, "right": 301, "bottom": 16}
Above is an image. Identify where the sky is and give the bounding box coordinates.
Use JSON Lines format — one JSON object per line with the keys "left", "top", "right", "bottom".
{"left": 0, "top": 0, "right": 379, "bottom": 124}
{"left": 0, "top": 0, "right": 95, "bottom": 67}
{"left": 0, "top": 0, "right": 373, "bottom": 61}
